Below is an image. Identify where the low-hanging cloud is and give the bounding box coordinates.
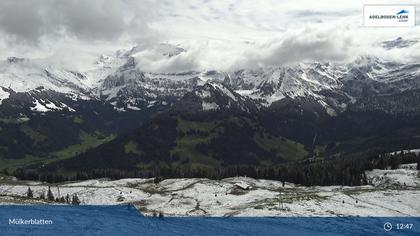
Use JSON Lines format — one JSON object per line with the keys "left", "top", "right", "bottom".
{"left": 0, "top": 0, "right": 157, "bottom": 43}
{"left": 0, "top": 1, "right": 46, "bottom": 42}
{"left": 0, "top": 0, "right": 160, "bottom": 70}
{"left": 137, "top": 27, "right": 356, "bottom": 72}
{"left": 235, "top": 27, "right": 353, "bottom": 69}
{"left": 1, "top": 0, "right": 419, "bottom": 72}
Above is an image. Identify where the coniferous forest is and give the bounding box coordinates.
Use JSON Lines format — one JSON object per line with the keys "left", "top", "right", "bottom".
{"left": 8, "top": 151, "right": 419, "bottom": 186}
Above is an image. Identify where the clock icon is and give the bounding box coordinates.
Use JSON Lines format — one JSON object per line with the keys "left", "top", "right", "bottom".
{"left": 384, "top": 222, "right": 393, "bottom": 231}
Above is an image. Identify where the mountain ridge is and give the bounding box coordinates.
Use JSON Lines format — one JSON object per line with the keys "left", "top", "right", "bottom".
{"left": 2, "top": 45, "right": 420, "bottom": 174}
{"left": 2, "top": 45, "right": 420, "bottom": 116}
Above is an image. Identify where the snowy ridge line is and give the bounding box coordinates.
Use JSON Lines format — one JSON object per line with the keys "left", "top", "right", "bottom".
{"left": 2, "top": 51, "right": 420, "bottom": 113}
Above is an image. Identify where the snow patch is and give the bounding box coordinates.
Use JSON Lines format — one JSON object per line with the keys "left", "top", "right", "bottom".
{"left": 43, "top": 100, "right": 61, "bottom": 110}
{"left": 60, "top": 103, "right": 76, "bottom": 112}
{"left": 31, "top": 100, "right": 49, "bottom": 112}
{"left": 195, "top": 90, "right": 211, "bottom": 98}
{"left": 202, "top": 102, "right": 219, "bottom": 111}
{"left": 127, "top": 104, "right": 141, "bottom": 111}
{"left": 389, "top": 149, "right": 420, "bottom": 156}
{"left": 0, "top": 87, "right": 9, "bottom": 104}
{"left": 209, "top": 82, "right": 237, "bottom": 101}
{"left": 366, "top": 167, "right": 419, "bottom": 188}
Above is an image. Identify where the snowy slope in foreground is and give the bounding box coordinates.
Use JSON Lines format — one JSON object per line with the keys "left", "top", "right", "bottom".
{"left": 0, "top": 165, "right": 418, "bottom": 217}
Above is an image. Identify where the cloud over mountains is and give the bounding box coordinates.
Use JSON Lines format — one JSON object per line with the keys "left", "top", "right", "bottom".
{"left": 0, "top": 0, "right": 419, "bottom": 72}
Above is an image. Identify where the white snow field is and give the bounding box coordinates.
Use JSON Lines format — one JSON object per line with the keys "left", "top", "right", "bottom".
{"left": 0, "top": 165, "right": 418, "bottom": 217}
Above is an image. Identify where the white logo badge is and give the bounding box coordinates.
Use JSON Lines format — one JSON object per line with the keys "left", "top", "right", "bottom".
{"left": 364, "top": 5, "right": 416, "bottom": 27}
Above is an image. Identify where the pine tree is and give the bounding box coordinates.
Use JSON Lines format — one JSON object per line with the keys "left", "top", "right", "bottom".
{"left": 39, "top": 192, "right": 45, "bottom": 200}
{"left": 26, "top": 187, "right": 34, "bottom": 198}
{"left": 47, "top": 187, "right": 55, "bottom": 201}
{"left": 72, "top": 194, "right": 81, "bottom": 205}
{"left": 154, "top": 176, "right": 163, "bottom": 184}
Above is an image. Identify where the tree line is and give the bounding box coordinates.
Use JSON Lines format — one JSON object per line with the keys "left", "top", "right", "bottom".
{"left": 26, "top": 186, "right": 80, "bottom": 205}
{"left": 7, "top": 151, "right": 420, "bottom": 187}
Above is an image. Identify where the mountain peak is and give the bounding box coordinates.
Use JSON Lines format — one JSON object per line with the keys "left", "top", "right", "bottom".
{"left": 6, "top": 57, "right": 28, "bottom": 64}
{"left": 167, "top": 80, "right": 254, "bottom": 113}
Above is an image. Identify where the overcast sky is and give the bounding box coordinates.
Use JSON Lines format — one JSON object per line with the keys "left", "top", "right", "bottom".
{"left": 0, "top": 0, "right": 419, "bottom": 72}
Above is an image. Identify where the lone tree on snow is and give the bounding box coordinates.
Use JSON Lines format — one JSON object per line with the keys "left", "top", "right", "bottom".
{"left": 59, "top": 196, "right": 66, "bottom": 203}
{"left": 26, "top": 187, "right": 33, "bottom": 198}
{"left": 47, "top": 187, "right": 55, "bottom": 201}
{"left": 72, "top": 194, "right": 81, "bottom": 205}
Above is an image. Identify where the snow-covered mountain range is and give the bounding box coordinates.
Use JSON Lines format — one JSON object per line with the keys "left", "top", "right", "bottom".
{"left": 2, "top": 43, "right": 420, "bottom": 178}
{"left": 1, "top": 44, "right": 420, "bottom": 116}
